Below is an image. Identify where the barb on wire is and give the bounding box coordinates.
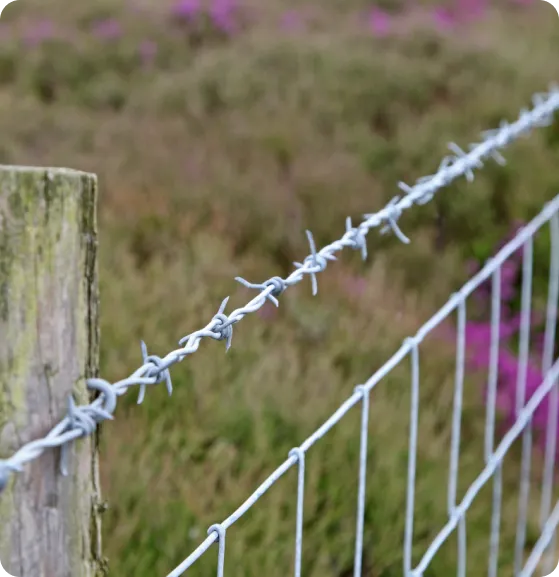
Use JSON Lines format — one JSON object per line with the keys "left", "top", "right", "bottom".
{"left": 1, "top": 84, "right": 558, "bottom": 494}
{"left": 373, "top": 196, "right": 410, "bottom": 244}
{"left": 235, "top": 276, "right": 287, "bottom": 307}
{"left": 344, "top": 217, "right": 368, "bottom": 261}
{"left": 294, "top": 230, "right": 337, "bottom": 296}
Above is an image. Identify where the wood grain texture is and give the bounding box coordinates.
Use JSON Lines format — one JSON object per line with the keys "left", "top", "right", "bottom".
{"left": 0, "top": 166, "right": 104, "bottom": 577}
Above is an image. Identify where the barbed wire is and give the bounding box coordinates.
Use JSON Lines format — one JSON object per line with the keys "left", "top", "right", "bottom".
{"left": 1, "top": 84, "right": 559, "bottom": 493}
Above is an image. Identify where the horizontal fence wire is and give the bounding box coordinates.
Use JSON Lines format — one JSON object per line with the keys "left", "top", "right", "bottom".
{"left": 1, "top": 85, "right": 559, "bottom": 492}
{"left": 167, "top": 193, "right": 559, "bottom": 576}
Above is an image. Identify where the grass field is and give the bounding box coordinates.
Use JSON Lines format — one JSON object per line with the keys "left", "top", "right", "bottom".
{"left": 2, "top": 0, "right": 559, "bottom": 575}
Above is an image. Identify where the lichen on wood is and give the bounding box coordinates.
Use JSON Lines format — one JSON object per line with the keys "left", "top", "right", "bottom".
{"left": 0, "top": 166, "right": 104, "bottom": 576}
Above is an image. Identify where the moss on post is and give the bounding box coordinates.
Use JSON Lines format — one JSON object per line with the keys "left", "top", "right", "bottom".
{"left": 0, "top": 166, "right": 104, "bottom": 576}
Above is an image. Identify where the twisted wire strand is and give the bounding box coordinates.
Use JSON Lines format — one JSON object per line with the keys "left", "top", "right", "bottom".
{"left": 1, "top": 84, "right": 558, "bottom": 492}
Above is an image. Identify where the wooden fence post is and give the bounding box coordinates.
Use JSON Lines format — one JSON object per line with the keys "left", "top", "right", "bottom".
{"left": 0, "top": 166, "right": 104, "bottom": 576}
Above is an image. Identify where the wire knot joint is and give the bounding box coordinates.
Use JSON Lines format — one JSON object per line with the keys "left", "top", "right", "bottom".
{"left": 288, "top": 447, "right": 305, "bottom": 463}
{"left": 345, "top": 217, "right": 368, "bottom": 261}
{"left": 211, "top": 297, "right": 234, "bottom": 351}
{"left": 137, "top": 341, "right": 173, "bottom": 404}
{"left": 208, "top": 523, "right": 226, "bottom": 542}
{"left": 235, "top": 275, "right": 287, "bottom": 307}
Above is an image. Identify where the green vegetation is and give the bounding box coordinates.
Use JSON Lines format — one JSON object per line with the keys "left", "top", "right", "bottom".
{"left": 2, "top": 0, "right": 559, "bottom": 575}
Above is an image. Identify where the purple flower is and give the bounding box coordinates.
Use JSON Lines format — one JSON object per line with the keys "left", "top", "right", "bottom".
{"left": 465, "top": 321, "right": 494, "bottom": 369}
{"left": 209, "top": 0, "right": 238, "bottom": 33}
{"left": 462, "top": 219, "right": 559, "bottom": 459}
{"left": 24, "top": 19, "right": 55, "bottom": 46}
{"left": 172, "top": 0, "right": 201, "bottom": 20}
{"left": 92, "top": 18, "right": 122, "bottom": 40}
{"left": 432, "top": 7, "right": 455, "bottom": 30}
{"left": 500, "top": 259, "right": 519, "bottom": 302}
{"left": 368, "top": 8, "right": 391, "bottom": 36}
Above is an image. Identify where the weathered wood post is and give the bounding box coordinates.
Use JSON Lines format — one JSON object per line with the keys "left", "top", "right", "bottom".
{"left": 0, "top": 166, "right": 104, "bottom": 576}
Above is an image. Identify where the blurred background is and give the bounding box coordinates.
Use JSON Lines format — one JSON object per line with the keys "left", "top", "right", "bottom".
{"left": 2, "top": 0, "right": 559, "bottom": 575}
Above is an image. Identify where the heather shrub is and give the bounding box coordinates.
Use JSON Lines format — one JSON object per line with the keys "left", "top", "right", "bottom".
{"left": 465, "top": 222, "right": 559, "bottom": 455}
{"left": 0, "top": 0, "right": 558, "bottom": 575}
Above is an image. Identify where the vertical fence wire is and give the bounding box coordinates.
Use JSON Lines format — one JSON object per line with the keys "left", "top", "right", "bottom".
{"left": 353, "top": 385, "right": 371, "bottom": 577}
{"left": 449, "top": 299, "right": 467, "bottom": 577}
{"left": 514, "top": 237, "right": 534, "bottom": 575}
{"left": 448, "top": 299, "right": 466, "bottom": 513}
{"left": 458, "top": 516, "right": 467, "bottom": 577}
{"left": 404, "top": 339, "right": 420, "bottom": 577}
{"left": 486, "top": 267, "right": 502, "bottom": 577}
{"left": 289, "top": 448, "right": 306, "bottom": 577}
{"left": 208, "top": 524, "right": 226, "bottom": 577}
{"left": 540, "top": 213, "right": 559, "bottom": 573}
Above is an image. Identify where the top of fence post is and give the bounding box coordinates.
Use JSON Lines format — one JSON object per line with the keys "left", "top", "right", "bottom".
{"left": 0, "top": 165, "right": 104, "bottom": 576}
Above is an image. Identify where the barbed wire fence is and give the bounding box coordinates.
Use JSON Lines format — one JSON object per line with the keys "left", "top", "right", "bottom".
{"left": 2, "top": 85, "right": 559, "bottom": 576}
{"left": 167, "top": 194, "right": 559, "bottom": 577}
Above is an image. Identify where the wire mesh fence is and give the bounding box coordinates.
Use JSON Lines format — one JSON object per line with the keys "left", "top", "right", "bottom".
{"left": 167, "top": 193, "right": 559, "bottom": 577}
{"left": 3, "top": 88, "right": 559, "bottom": 577}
